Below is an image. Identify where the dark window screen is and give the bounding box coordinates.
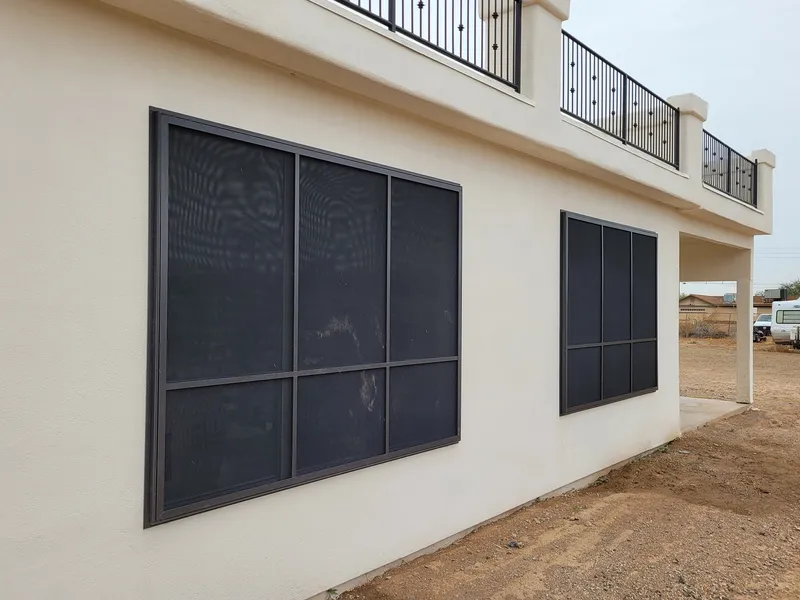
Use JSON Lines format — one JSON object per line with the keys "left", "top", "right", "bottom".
{"left": 632, "top": 341, "right": 657, "bottom": 392}
{"left": 164, "top": 380, "right": 291, "bottom": 510}
{"left": 296, "top": 370, "right": 386, "bottom": 475}
{"left": 603, "top": 227, "right": 632, "bottom": 342}
{"left": 567, "top": 219, "right": 602, "bottom": 345}
{"left": 561, "top": 213, "right": 657, "bottom": 414}
{"left": 603, "top": 344, "right": 631, "bottom": 400}
{"left": 567, "top": 348, "right": 601, "bottom": 408}
{"left": 390, "top": 179, "right": 459, "bottom": 360}
{"left": 299, "top": 158, "right": 387, "bottom": 369}
{"left": 149, "top": 112, "right": 460, "bottom": 525}
{"left": 167, "top": 126, "right": 294, "bottom": 382}
{"left": 632, "top": 233, "right": 657, "bottom": 340}
{"left": 389, "top": 362, "right": 458, "bottom": 452}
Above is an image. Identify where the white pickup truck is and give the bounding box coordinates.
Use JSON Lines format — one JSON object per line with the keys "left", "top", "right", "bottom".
{"left": 753, "top": 313, "right": 772, "bottom": 336}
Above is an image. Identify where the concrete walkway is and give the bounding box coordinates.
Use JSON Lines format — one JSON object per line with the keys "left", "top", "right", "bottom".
{"left": 680, "top": 396, "right": 749, "bottom": 433}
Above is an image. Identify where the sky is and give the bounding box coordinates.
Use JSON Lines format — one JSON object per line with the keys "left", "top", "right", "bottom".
{"left": 566, "top": 0, "right": 798, "bottom": 296}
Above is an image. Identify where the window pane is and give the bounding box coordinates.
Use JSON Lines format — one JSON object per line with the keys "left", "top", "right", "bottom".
{"left": 389, "top": 361, "right": 457, "bottom": 452}
{"left": 166, "top": 126, "right": 294, "bottom": 382}
{"left": 296, "top": 370, "right": 385, "bottom": 475}
{"left": 566, "top": 347, "right": 601, "bottom": 409}
{"left": 566, "top": 218, "right": 602, "bottom": 345}
{"left": 164, "top": 380, "right": 291, "bottom": 510}
{"left": 632, "top": 341, "right": 657, "bottom": 392}
{"left": 603, "top": 227, "right": 632, "bottom": 342}
{"left": 298, "top": 158, "right": 387, "bottom": 369}
{"left": 390, "top": 179, "right": 459, "bottom": 360}
{"left": 632, "top": 233, "right": 657, "bottom": 340}
{"left": 778, "top": 310, "right": 800, "bottom": 324}
{"left": 603, "top": 343, "right": 631, "bottom": 400}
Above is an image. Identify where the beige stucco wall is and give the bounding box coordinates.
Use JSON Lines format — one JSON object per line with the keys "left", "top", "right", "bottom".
{"left": 0, "top": 1, "right": 755, "bottom": 599}
{"left": 93, "top": 0, "right": 774, "bottom": 236}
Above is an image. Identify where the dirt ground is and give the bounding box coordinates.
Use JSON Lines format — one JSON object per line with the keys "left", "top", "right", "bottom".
{"left": 341, "top": 339, "right": 800, "bottom": 600}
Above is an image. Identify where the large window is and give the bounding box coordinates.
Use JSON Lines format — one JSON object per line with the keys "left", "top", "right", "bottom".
{"left": 776, "top": 310, "right": 800, "bottom": 325}
{"left": 146, "top": 110, "right": 461, "bottom": 525}
{"left": 560, "top": 212, "right": 658, "bottom": 415}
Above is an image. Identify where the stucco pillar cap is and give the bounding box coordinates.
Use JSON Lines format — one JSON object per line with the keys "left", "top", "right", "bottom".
{"left": 523, "top": 0, "right": 571, "bottom": 21}
{"left": 666, "top": 93, "right": 709, "bottom": 121}
{"left": 751, "top": 149, "right": 776, "bottom": 168}
{"left": 480, "top": 0, "right": 570, "bottom": 20}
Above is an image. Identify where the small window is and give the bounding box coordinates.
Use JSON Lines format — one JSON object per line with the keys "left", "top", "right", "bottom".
{"left": 147, "top": 110, "right": 461, "bottom": 525}
{"left": 777, "top": 310, "right": 800, "bottom": 325}
{"left": 560, "top": 213, "right": 658, "bottom": 415}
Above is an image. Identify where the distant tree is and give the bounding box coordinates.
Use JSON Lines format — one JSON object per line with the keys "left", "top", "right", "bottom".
{"left": 782, "top": 279, "right": 800, "bottom": 299}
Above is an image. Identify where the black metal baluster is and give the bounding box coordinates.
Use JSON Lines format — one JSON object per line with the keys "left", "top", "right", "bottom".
{"left": 475, "top": 0, "right": 480, "bottom": 67}
{"left": 492, "top": 0, "right": 497, "bottom": 74}
{"left": 674, "top": 106, "right": 680, "bottom": 170}
{"left": 562, "top": 33, "right": 566, "bottom": 110}
{"left": 505, "top": 0, "right": 509, "bottom": 81}
{"left": 753, "top": 159, "right": 758, "bottom": 207}
{"left": 481, "top": 0, "right": 489, "bottom": 70}
{"left": 726, "top": 145, "right": 732, "bottom": 196}
{"left": 450, "top": 0, "right": 454, "bottom": 53}
{"left": 427, "top": 0, "right": 430, "bottom": 46}
{"left": 389, "top": 0, "right": 396, "bottom": 30}
{"left": 621, "top": 74, "right": 628, "bottom": 144}
{"left": 582, "top": 42, "right": 586, "bottom": 123}
{"left": 436, "top": 1, "right": 447, "bottom": 46}
{"left": 458, "top": 0, "right": 463, "bottom": 58}
{"left": 514, "top": 0, "right": 521, "bottom": 89}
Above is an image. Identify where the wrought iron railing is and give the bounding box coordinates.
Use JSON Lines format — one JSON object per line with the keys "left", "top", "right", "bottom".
{"left": 332, "top": 0, "right": 521, "bottom": 90}
{"left": 702, "top": 131, "right": 757, "bottom": 206}
{"left": 561, "top": 31, "right": 680, "bottom": 169}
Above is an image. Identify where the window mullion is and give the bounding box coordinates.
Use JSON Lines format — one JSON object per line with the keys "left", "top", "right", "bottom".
{"left": 600, "top": 225, "right": 605, "bottom": 399}
{"left": 291, "top": 153, "right": 300, "bottom": 478}
{"left": 629, "top": 231, "right": 634, "bottom": 394}
{"left": 385, "top": 175, "right": 392, "bottom": 455}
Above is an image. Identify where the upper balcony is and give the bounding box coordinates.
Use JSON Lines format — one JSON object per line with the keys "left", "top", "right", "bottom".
{"left": 98, "top": 0, "right": 776, "bottom": 235}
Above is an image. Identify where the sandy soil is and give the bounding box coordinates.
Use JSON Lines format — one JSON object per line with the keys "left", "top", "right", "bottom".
{"left": 340, "top": 339, "right": 800, "bottom": 600}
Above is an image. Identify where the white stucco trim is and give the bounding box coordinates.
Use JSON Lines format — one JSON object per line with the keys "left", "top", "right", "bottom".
{"left": 702, "top": 183, "right": 764, "bottom": 214}
{"left": 561, "top": 114, "right": 691, "bottom": 179}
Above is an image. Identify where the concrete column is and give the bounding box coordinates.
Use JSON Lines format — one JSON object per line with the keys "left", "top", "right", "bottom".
{"left": 736, "top": 249, "right": 754, "bottom": 405}
{"left": 666, "top": 93, "right": 708, "bottom": 180}
{"left": 520, "top": 0, "right": 570, "bottom": 109}
{"left": 750, "top": 149, "right": 776, "bottom": 215}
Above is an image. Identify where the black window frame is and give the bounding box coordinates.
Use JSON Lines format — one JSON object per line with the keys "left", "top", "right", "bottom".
{"left": 146, "top": 109, "right": 462, "bottom": 526}
{"left": 559, "top": 211, "right": 658, "bottom": 416}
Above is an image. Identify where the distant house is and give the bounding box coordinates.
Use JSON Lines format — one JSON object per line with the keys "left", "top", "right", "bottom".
{"left": 680, "top": 294, "right": 773, "bottom": 321}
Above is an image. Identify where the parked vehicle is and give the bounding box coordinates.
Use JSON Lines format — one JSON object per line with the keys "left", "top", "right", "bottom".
{"left": 753, "top": 313, "right": 772, "bottom": 337}
{"left": 792, "top": 326, "right": 800, "bottom": 350}
{"left": 771, "top": 300, "right": 800, "bottom": 346}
